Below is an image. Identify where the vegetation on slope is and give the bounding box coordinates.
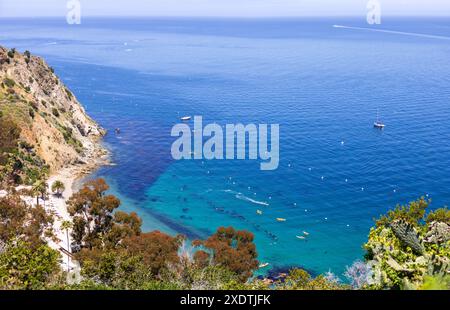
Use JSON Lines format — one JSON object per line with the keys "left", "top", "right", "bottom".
{"left": 0, "top": 46, "right": 104, "bottom": 188}
{"left": 363, "top": 198, "right": 450, "bottom": 289}
{"left": 1, "top": 177, "right": 448, "bottom": 290}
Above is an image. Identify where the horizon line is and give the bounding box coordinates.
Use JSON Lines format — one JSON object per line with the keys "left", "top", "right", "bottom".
{"left": 1, "top": 14, "right": 450, "bottom": 18}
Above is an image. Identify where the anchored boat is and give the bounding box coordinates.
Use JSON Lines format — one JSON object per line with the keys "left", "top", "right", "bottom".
{"left": 373, "top": 110, "right": 385, "bottom": 129}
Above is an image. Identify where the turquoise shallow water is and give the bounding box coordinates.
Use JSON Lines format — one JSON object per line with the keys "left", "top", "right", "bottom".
{"left": 1, "top": 17, "right": 450, "bottom": 277}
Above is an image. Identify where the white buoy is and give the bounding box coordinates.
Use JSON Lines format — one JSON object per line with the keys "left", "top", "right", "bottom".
{"left": 345, "top": 179, "right": 348, "bottom": 182}
{"left": 324, "top": 217, "right": 328, "bottom": 220}
{"left": 361, "top": 187, "right": 364, "bottom": 191}
{"left": 321, "top": 176, "right": 324, "bottom": 180}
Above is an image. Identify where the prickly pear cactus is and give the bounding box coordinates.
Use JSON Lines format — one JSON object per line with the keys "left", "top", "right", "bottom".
{"left": 390, "top": 220, "right": 424, "bottom": 255}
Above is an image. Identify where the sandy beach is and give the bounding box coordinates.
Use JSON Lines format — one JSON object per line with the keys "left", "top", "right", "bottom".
{"left": 43, "top": 141, "right": 110, "bottom": 271}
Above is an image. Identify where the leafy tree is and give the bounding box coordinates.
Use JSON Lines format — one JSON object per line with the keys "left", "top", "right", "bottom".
{"left": 32, "top": 180, "right": 48, "bottom": 206}
{"left": 375, "top": 197, "right": 430, "bottom": 228}
{"left": 104, "top": 211, "right": 142, "bottom": 248}
{"left": 121, "top": 231, "right": 183, "bottom": 278}
{"left": 68, "top": 178, "right": 120, "bottom": 250}
{"left": 51, "top": 180, "right": 65, "bottom": 197}
{"left": 61, "top": 220, "right": 73, "bottom": 273}
{"left": 0, "top": 194, "right": 53, "bottom": 247}
{"left": 0, "top": 239, "right": 60, "bottom": 290}
{"left": 77, "top": 249, "right": 153, "bottom": 289}
{"left": 193, "top": 226, "right": 259, "bottom": 281}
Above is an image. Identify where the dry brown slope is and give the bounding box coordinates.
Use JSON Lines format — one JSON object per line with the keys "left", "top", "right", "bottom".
{"left": 0, "top": 46, "right": 106, "bottom": 181}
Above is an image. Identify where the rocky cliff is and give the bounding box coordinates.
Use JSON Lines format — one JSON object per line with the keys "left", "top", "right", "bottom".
{"left": 0, "top": 46, "right": 106, "bottom": 186}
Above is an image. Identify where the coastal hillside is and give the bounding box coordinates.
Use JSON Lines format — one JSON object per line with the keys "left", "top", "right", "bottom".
{"left": 0, "top": 46, "right": 106, "bottom": 186}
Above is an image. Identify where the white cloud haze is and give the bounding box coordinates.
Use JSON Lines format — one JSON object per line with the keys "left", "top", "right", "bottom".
{"left": 0, "top": 0, "right": 449, "bottom": 17}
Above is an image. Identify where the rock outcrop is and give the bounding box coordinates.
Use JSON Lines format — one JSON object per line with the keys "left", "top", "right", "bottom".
{"left": 0, "top": 46, "right": 106, "bottom": 183}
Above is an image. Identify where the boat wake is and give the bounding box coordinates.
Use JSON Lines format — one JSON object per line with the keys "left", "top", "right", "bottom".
{"left": 333, "top": 25, "right": 450, "bottom": 41}
{"left": 221, "top": 189, "right": 269, "bottom": 206}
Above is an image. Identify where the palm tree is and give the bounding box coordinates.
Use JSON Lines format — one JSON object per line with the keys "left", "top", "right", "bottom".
{"left": 61, "top": 220, "right": 73, "bottom": 273}
{"left": 51, "top": 180, "right": 65, "bottom": 198}
{"left": 32, "top": 180, "right": 48, "bottom": 206}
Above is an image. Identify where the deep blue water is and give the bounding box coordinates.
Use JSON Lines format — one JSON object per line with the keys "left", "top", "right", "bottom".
{"left": 1, "top": 17, "right": 450, "bottom": 277}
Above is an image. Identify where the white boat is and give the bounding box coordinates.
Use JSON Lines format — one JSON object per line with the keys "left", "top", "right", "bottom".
{"left": 374, "top": 121, "right": 385, "bottom": 128}
{"left": 296, "top": 235, "right": 306, "bottom": 240}
{"left": 180, "top": 116, "right": 192, "bottom": 121}
{"left": 256, "top": 210, "right": 263, "bottom": 215}
{"left": 276, "top": 218, "right": 287, "bottom": 222}
{"left": 373, "top": 110, "right": 385, "bottom": 128}
{"left": 303, "top": 231, "right": 309, "bottom": 236}
{"left": 259, "top": 263, "right": 270, "bottom": 268}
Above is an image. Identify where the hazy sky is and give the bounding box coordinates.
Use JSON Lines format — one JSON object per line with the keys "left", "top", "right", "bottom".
{"left": 0, "top": 0, "right": 449, "bottom": 17}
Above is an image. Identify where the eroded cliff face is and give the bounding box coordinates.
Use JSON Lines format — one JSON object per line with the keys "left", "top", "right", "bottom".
{"left": 0, "top": 46, "right": 105, "bottom": 178}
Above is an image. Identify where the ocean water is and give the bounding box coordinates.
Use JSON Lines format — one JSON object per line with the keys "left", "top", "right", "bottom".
{"left": 1, "top": 17, "right": 450, "bottom": 277}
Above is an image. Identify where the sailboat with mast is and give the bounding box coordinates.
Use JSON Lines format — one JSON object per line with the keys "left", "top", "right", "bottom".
{"left": 374, "top": 109, "right": 385, "bottom": 129}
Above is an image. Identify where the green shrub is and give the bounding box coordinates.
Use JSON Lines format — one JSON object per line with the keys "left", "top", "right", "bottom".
{"left": 0, "top": 240, "right": 61, "bottom": 290}
{"left": 65, "top": 87, "right": 73, "bottom": 100}
{"left": 30, "top": 102, "right": 38, "bottom": 111}
{"left": 3, "top": 78, "right": 15, "bottom": 88}
{"left": 7, "top": 49, "right": 15, "bottom": 58}
{"left": 52, "top": 108, "right": 60, "bottom": 117}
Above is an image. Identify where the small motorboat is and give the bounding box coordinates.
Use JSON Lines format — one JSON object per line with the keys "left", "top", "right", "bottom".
{"left": 276, "top": 218, "right": 287, "bottom": 222}
{"left": 180, "top": 116, "right": 192, "bottom": 121}
{"left": 259, "top": 263, "right": 270, "bottom": 268}
{"left": 296, "top": 235, "right": 306, "bottom": 240}
{"left": 256, "top": 210, "right": 263, "bottom": 215}
{"left": 303, "top": 231, "right": 309, "bottom": 236}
